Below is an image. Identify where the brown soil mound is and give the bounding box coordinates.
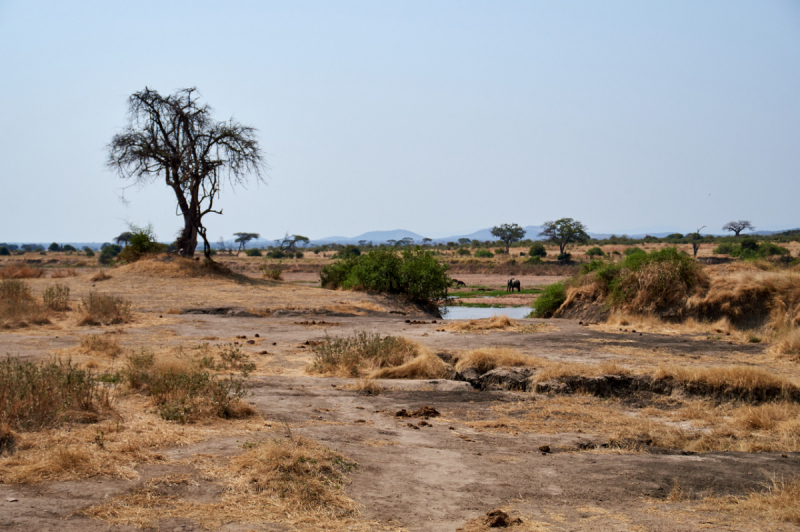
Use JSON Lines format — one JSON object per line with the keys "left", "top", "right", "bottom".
{"left": 114, "top": 256, "right": 233, "bottom": 279}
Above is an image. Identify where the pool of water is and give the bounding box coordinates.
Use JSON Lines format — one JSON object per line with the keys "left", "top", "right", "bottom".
{"left": 440, "top": 306, "right": 532, "bottom": 320}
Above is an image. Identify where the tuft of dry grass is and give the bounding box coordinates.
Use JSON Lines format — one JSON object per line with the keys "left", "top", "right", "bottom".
{"left": 532, "top": 360, "right": 630, "bottom": 383}
{"left": 453, "top": 346, "right": 539, "bottom": 374}
{"left": 344, "top": 378, "right": 384, "bottom": 395}
{"left": 0, "top": 357, "right": 110, "bottom": 431}
{"left": 80, "top": 435, "right": 365, "bottom": 530}
{"left": 80, "top": 333, "right": 122, "bottom": 358}
{"left": 654, "top": 364, "right": 798, "bottom": 401}
{"left": 50, "top": 268, "right": 77, "bottom": 278}
{"left": 90, "top": 270, "right": 112, "bottom": 282}
{"left": 77, "top": 292, "right": 132, "bottom": 326}
{"left": 707, "top": 477, "right": 800, "bottom": 525}
{"left": 445, "top": 315, "right": 516, "bottom": 332}
{"left": 42, "top": 283, "right": 70, "bottom": 311}
{"left": 771, "top": 326, "right": 800, "bottom": 359}
{"left": 0, "top": 279, "right": 50, "bottom": 328}
{"left": 369, "top": 351, "right": 452, "bottom": 379}
{"left": 0, "top": 264, "right": 44, "bottom": 279}
{"left": 308, "top": 331, "right": 421, "bottom": 377}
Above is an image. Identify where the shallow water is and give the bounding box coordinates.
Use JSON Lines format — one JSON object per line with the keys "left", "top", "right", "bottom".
{"left": 440, "top": 306, "right": 532, "bottom": 320}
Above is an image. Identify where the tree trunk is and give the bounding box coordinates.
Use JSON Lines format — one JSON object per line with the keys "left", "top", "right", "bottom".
{"left": 178, "top": 212, "right": 200, "bottom": 257}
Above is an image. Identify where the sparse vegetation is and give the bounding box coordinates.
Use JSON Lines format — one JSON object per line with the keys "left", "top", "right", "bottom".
{"left": 78, "top": 293, "right": 132, "bottom": 326}
{"left": 474, "top": 249, "right": 494, "bottom": 258}
{"left": 0, "top": 279, "right": 50, "bottom": 328}
{"left": 309, "top": 331, "right": 421, "bottom": 377}
{"left": 116, "top": 224, "right": 167, "bottom": 263}
{"left": 530, "top": 282, "right": 566, "bottom": 318}
{"left": 42, "top": 283, "right": 70, "bottom": 311}
{"left": 0, "top": 357, "right": 110, "bottom": 431}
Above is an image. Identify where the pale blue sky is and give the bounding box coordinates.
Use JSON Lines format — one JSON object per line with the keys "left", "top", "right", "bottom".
{"left": 1, "top": 1, "right": 799, "bottom": 242}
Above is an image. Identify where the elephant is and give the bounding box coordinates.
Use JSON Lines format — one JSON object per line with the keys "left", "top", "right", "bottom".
{"left": 507, "top": 278, "right": 521, "bottom": 292}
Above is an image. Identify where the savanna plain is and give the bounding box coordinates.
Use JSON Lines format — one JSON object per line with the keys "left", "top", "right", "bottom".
{"left": 1, "top": 244, "right": 800, "bottom": 532}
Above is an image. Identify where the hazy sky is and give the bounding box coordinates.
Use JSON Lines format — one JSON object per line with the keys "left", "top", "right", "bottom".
{"left": 2, "top": 1, "right": 799, "bottom": 243}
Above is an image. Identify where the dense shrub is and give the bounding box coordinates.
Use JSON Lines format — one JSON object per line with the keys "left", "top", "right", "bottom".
{"left": 0, "top": 357, "right": 108, "bottom": 431}
{"left": 474, "top": 249, "right": 494, "bottom": 258}
{"left": 586, "top": 247, "right": 604, "bottom": 257}
{"left": 0, "top": 247, "right": 9, "bottom": 256}
{"left": 83, "top": 246, "right": 95, "bottom": 257}
{"left": 335, "top": 245, "right": 361, "bottom": 260}
{"left": 63, "top": 244, "right": 77, "bottom": 252}
{"left": 457, "top": 248, "right": 471, "bottom": 256}
{"left": 525, "top": 256, "right": 542, "bottom": 264}
{"left": 580, "top": 247, "right": 705, "bottom": 313}
{"left": 715, "top": 239, "right": 790, "bottom": 260}
{"left": 266, "top": 249, "right": 286, "bottom": 259}
{"left": 529, "top": 282, "right": 566, "bottom": 318}
{"left": 320, "top": 248, "right": 449, "bottom": 307}
{"left": 48, "top": 242, "right": 61, "bottom": 252}
{"left": 557, "top": 252, "right": 572, "bottom": 261}
{"left": 494, "top": 248, "right": 506, "bottom": 255}
{"left": 295, "top": 251, "right": 304, "bottom": 259}
{"left": 245, "top": 248, "right": 262, "bottom": 257}
{"left": 529, "top": 242, "right": 547, "bottom": 257}
{"left": 624, "top": 247, "right": 646, "bottom": 256}
{"left": 117, "top": 225, "right": 167, "bottom": 263}
{"left": 98, "top": 244, "right": 122, "bottom": 265}
{"left": 713, "top": 242, "right": 735, "bottom": 255}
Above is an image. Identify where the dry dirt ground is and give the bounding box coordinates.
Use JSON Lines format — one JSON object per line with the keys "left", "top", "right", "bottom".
{"left": 1, "top": 263, "right": 799, "bottom": 531}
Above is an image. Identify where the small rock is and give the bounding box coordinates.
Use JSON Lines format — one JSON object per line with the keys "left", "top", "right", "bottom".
{"left": 255, "top": 333, "right": 260, "bottom": 337}
{"left": 246, "top": 340, "right": 255, "bottom": 344}
{"left": 6, "top": 497, "right": 18, "bottom": 502}
{"left": 354, "top": 419, "right": 367, "bottom": 424}
{"left": 272, "top": 342, "right": 277, "bottom": 346}
{"left": 538, "top": 445, "right": 550, "bottom": 453}
{"left": 258, "top": 350, "right": 268, "bottom": 354}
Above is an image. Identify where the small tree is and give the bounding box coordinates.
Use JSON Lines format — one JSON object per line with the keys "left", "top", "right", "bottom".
{"left": 114, "top": 232, "right": 133, "bottom": 247}
{"left": 529, "top": 242, "right": 547, "bottom": 258}
{"left": 539, "top": 218, "right": 589, "bottom": 257}
{"left": 490, "top": 223, "right": 526, "bottom": 253}
{"left": 688, "top": 226, "right": 707, "bottom": 257}
{"left": 48, "top": 243, "right": 61, "bottom": 252}
{"left": 234, "top": 232, "right": 260, "bottom": 252}
{"left": 278, "top": 234, "right": 310, "bottom": 253}
{"left": 457, "top": 238, "right": 471, "bottom": 246}
{"left": 723, "top": 220, "right": 755, "bottom": 237}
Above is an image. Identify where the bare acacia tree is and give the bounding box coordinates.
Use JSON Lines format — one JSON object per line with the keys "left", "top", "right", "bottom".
{"left": 107, "top": 88, "right": 265, "bottom": 259}
{"left": 722, "top": 220, "right": 755, "bottom": 236}
{"left": 689, "top": 226, "right": 706, "bottom": 257}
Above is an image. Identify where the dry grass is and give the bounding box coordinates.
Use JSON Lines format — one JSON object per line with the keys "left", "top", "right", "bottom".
{"left": 445, "top": 315, "right": 552, "bottom": 334}
{"left": 0, "top": 264, "right": 44, "bottom": 279}
{"left": 0, "top": 357, "right": 110, "bottom": 431}
{"left": 90, "top": 270, "right": 112, "bottom": 282}
{"left": 532, "top": 360, "right": 630, "bottom": 382}
{"left": 115, "top": 256, "right": 232, "bottom": 278}
{"left": 77, "top": 292, "right": 132, "bottom": 326}
{"left": 80, "top": 333, "right": 122, "bottom": 358}
{"left": 369, "top": 351, "right": 451, "bottom": 379}
{"left": 344, "top": 378, "right": 384, "bottom": 395}
{"left": 0, "top": 279, "right": 50, "bottom": 328}
{"left": 308, "top": 331, "right": 421, "bottom": 377}
{"left": 707, "top": 477, "right": 800, "bottom": 525}
{"left": 80, "top": 435, "right": 368, "bottom": 530}
{"left": 0, "top": 394, "right": 266, "bottom": 484}
{"left": 50, "top": 268, "right": 78, "bottom": 278}
{"left": 654, "top": 364, "right": 798, "bottom": 401}
{"left": 771, "top": 326, "right": 800, "bottom": 359}
{"left": 42, "top": 283, "right": 70, "bottom": 311}
{"left": 453, "top": 346, "right": 539, "bottom": 374}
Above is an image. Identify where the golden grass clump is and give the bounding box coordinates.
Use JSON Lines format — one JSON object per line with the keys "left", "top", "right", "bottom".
{"left": 453, "top": 346, "right": 539, "bottom": 374}
{"left": 116, "top": 256, "right": 232, "bottom": 278}
{"left": 369, "top": 351, "right": 452, "bottom": 379}
{"left": 707, "top": 477, "right": 800, "bottom": 525}
{"left": 79, "top": 435, "right": 363, "bottom": 530}
{"left": 42, "top": 283, "right": 70, "bottom": 311}
{"left": 90, "top": 270, "right": 112, "bottom": 282}
{"left": 308, "top": 331, "right": 422, "bottom": 377}
{"left": 77, "top": 292, "right": 132, "bottom": 326}
{"left": 654, "top": 364, "right": 797, "bottom": 399}
{"left": 0, "top": 279, "right": 50, "bottom": 328}
{"left": 50, "top": 268, "right": 77, "bottom": 278}
{"left": 445, "top": 315, "right": 516, "bottom": 332}
{"left": 344, "top": 378, "right": 384, "bottom": 395}
{"left": 0, "top": 264, "right": 44, "bottom": 279}
{"left": 80, "top": 333, "right": 122, "bottom": 358}
{"left": 532, "top": 360, "right": 630, "bottom": 383}
{"left": 771, "top": 326, "right": 800, "bottom": 359}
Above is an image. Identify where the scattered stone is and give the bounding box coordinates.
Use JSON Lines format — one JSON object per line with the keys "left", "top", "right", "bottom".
{"left": 6, "top": 497, "right": 18, "bottom": 503}
{"left": 246, "top": 339, "right": 255, "bottom": 344}
{"left": 484, "top": 509, "right": 522, "bottom": 528}
{"left": 538, "top": 445, "right": 550, "bottom": 453}
{"left": 418, "top": 420, "right": 431, "bottom": 427}
{"left": 354, "top": 419, "right": 367, "bottom": 424}
{"left": 394, "top": 405, "right": 441, "bottom": 419}
{"left": 272, "top": 342, "right": 277, "bottom": 346}
{"left": 407, "top": 423, "right": 420, "bottom": 430}
{"left": 258, "top": 350, "right": 268, "bottom": 355}
{"left": 254, "top": 333, "right": 260, "bottom": 337}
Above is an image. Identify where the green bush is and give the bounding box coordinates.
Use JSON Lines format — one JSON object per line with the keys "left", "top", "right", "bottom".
{"left": 557, "top": 252, "right": 572, "bottom": 261}
{"left": 713, "top": 242, "right": 735, "bottom": 255}
{"left": 117, "top": 224, "right": 166, "bottom": 263}
{"left": 0, "top": 247, "right": 9, "bottom": 256}
{"left": 83, "top": 246, "right": 95, "bottom": 257}
{"left": 525, "top": 256, "right": 542, "bottom": 264}
{"left": 245, "top": 248, "right": 262, "bottom": 257}
{"left": 494, "top": 248, "right": 506, "bottom": 255}
{"left": 335, "top": 245, "right": 361, "bottom": 260}
{"left": 474, "top": 249, "right": 494, "bottom": 258}
{"left": 529, "top": 242, "right": 547, "bottom": 257}
{"left": 62, "top": 244, "right": 77, "bottom": 252}
{"left": 624, "top": 247, "right": 646, "bottom": 256}
{"left": 266, "top": 249, "right": 286, "bottom": 259}
{"left": 295, "top": 251, "right": 304, "bottom": 259}
{"left": 586, "top": 247, "right": 604, "bottom": 257}
{"left": 48, "top": 243, "right": 61, "bottom": 252}
{"left": 457, "top": 248, "right": 471, "bottom": 256}
{"left": 529, "top": 282, "right": 566, "bottom": 318}
{"left": 320, "top": 248, "right": 449, "bottom": 307}
{"left": 98, "top": 244, "right": 122, "bottom": 265}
